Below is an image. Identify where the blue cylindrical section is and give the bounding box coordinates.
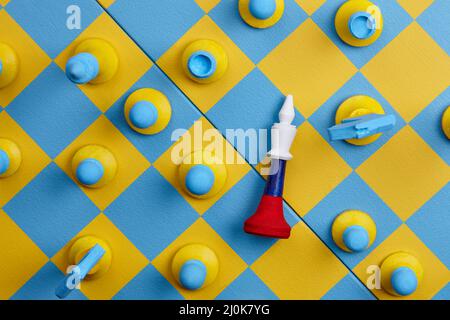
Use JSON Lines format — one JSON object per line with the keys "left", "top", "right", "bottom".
{"left": 76, "top": 158, "right": 104, "bottom": 186}
{"left": 179, "top": 259, "right": 207, "bottom": 290}
{"left": 391, "top": 267, "right": 418, "bottom": 296}
{"left": 264, "top": 159, "right": 286, "bottom": 197}
{"left": 129, "top": 101, "right": 158, "bottom": 129}
{"left": 348, "top": 11, "right": 376, "bottom": 40}
{"left": 249, "top": 0, "right": 277, "bottom": 20}
{"left": 66, "top": 52, "right": 100, "bottom": 84}
{"left": 188, "top": 51, "right": 217, "bottom": 79}
{"left": 0, "top": 149, "right": 10, "bottom": 175}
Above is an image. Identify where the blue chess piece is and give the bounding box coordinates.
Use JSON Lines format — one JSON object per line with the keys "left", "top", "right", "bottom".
{"left": 66, "top": 52, "right": 100, "bottom": 84}
{"left": 129, "top": 101, "right": 158, "bottom": 129}
{"left": 249, "top": 0, "right": 277, "bottom": 20}
{"left": 391, "top": 267, "right": 418, "bottom": 296}
{"left": 185, "top": 165, "right": 215, "bottom": 196}
{"left": 348, "top": 11, "right": 377, "bottom": 40}
{"left": 343, "top": 225, "right": 369, "bottom": 252}
{"left": 0, "top": 149, "right": 10, "bottom": 175}
{"left": 76, "top": 158, "right": 104, "bottom": 186}
{"left": 328, "top": 114, "right": 396, "bottom": 141}
{"left": 179, "top": 259, "right": 207, "bottom": 290}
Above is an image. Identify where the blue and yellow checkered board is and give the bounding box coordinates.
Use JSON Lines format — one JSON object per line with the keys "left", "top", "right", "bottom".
{"left": 0, "top": 0, "right": 449, "bottom": 300}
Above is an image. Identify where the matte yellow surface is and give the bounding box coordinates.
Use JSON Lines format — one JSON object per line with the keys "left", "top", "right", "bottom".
{"left": 52, "top": 213, "right": 149, "bottom": 300}
{"left": 0, "top": 42, "right": 19, "bottom": 88}
{"left": 153, "top": 218, "right": 246, "bottom": 300}
{"left": 259, "top": 19, "right": 357, "bottom": 118}
{"left": 69, "top": 236, "right": 112, "bottom": 278}
{"left": 239, "top": 0, "right": 284, "bottom": 29}
{"left": 194, "top": 0, "right": 221, "bottom": 13}
{"left": 294, "top": 0, "right": 326, "bottom": 16}
{"left": 442, "top": 106, "right": 450, "bottom": 139}
{"left": 0, "top": 10, "right": 50, "bottom": 106}
{"left": 353, "top": 225, "right": 449, "bottom": 300}
{"left": 0, "top": 112, "right": 51, "bottom": 207}
{"left": 362, "top": 22, "right": 450, "bottom": 122}
{"left": 251, "top": 222, "right": 348, "bottom": 299}
{"left": 158, "top": 16, "right": 254, "bottom": 113}
{"left": 357, "top": 126, "right": 450, "bottom": 221}
{"left": 0, "top": 138, "right": 22, "bottom": 178}
{"left": 54, "top": 116, "right": 150, "bottom": 211}
{"left": 55, "top": 13, "right": 152, "bottom": 112}
{"left": 397, "top": 0, "right": 433, "bottom": 18}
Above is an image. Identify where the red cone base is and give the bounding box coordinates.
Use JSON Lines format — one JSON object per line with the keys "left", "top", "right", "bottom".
{"left": 244, "top": 195, "right": 291, "bottom": 239}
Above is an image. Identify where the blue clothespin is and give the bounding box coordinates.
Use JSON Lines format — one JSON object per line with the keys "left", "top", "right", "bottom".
{"left": 328, "top": 114, "right": 396, "bottom": 141}
{"left": 55, "top": 244, "right": 105, "bottom": 299}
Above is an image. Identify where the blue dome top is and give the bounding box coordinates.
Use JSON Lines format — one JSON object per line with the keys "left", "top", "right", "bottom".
{"left": 76, "top": 158, "right": 104, "bottom": 186}
{"left": 66, "top": 52, "right": 100, "bottom": 84}
{"left": 348, "top": 11, "right": 377, "bottom": 40}
{"left": 179, "top": 259, "right": 207, "bottom": 290}
{"left": 0, "top": 149, "right": 10, "bottom": 175}
{"left": 188, "top": 51, "right": 217, "bottom": 79}
{"left": 185, "top": 165, "right": 215, "bottom": 196}
{"left": 391, "top": 267, "right": 418, "bottom": 296}
{"left": 249, "top": 0, "right": 277, "bottom": 20}
{"left": 129, "top": 101, "right": 158, "bottom": 129}
{"left": 343, "top": 225, "right": 369, "bottom": 252}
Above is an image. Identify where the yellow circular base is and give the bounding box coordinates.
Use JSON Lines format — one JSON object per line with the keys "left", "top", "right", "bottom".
{"left": 442, "top": 106, "right": 450, "bottom": 139}
{"left": 68, "top": 236, "right": 112, "bottom": 279}
{"left": 71, "top": 145, "right": 117, "bottom": 188}
{"left": 239, "top": 0, "right": 285, "bottom": 29}
{"left": 182, "top": 39, "right": 228, "bottom": 84}
{"left": 335, "top": 0, "right": 383, "bottom": 47}
{"left": 335, "top": 95, "right": 385, "bottom": 145}
{"left": 380, "top": 252, "right": 423, "bottom": 296}
{"left": 0, "top": 42, "right": 19, "bottom": 89}
{"left": 73, "top": 38, "right": 119, "bottom": 84}
{"left": 0, "top": 138, "right": 22, "bottom": 178}
{"left": 331, "top": 210, "right": 376, "bottom": 252}
{"left": 178, "top": 150, "right": 227, "bottom": 199}
{"left": 172, "top": 244, "right": 219, "bottom": 290}
{"left": 124, "top": 88, "right": 172, "bottom": 135}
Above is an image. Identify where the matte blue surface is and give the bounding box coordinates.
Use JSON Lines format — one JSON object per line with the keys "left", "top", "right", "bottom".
{"left": 417, "top": 0, "right": 450, "bottom": 55}
{"left": 11, "top": 262, "right": 87, "bottom": 300}
{"left": 264, "top": 159, "right": 286, "bottom": 197}
{"left": 179, "top": 259, "right": 207, "bottom": 290}
{"left": 105, "top": 66, "right": 201, "bottom": 163}
{"left": 433, "top": 282, "right": 450, "bottom": 300}
{"left": 217, "top": 269, "right": 278, "bottom": 300}
{"left": 129, "top": 101, "right": 158, "bottom": 129}
{"left": 76, "top": 159, "right": 104, "bottom": 186}
{"left": 343, "top": 225, "right": 369, "bottom": 252}
{"left": 66, "top": 52, "right": 99, "bottom": 84}
{"left": 7, "top": 64, "right": 101, "bottom": 158}
{"left": 410, "top": 87, "right": 450, "bottom": 165}
{"left": 249, "top": 0, "right": 277, "bottom": 20}
{"left": 309, "top": 72, "right": 405, "bottom": 169}
{"left": 210, "top": 0, "right": 307, "bottom": 63}
{"left": 185, "top": 165, "right": 215, "bottom": 196}
{"left": 207, "top": 69, "right": 304, "bottom": 165}
{"left": 305, "top": 172, "right": 402, "bottom": 269}
{"left": 312, "top": 0, "right": 412, "bottom": 68}
{"left": 391, "top": 267, "right": 417, "bottom": 296}
{"left": 407, "top": 183, "right": 450, "bottom": 268}
{"left": 6, "top": 0, "right": 102, "bottom": 58}
{"left": 0, "top": 149, "right": 9, "bottom": 175}
{"left": 322, "top": 273, "right": 376, "bottom": 300}
{"left": 105, "top": 167, "right": 199, "bottom": 260}
{"left": 348, "top": 12, "right": 376, "bottom": 40}
{"left": 108, "top": 0, "right": 204, "bottom": 60}
{"left": 113, "top": 264, "right": 183, "bottom": 300}
{"left": 4, "top": 163, "right": 100, "bottom": 256}
{"left": 188, "top": 51, "right": 217, "bottom": 79}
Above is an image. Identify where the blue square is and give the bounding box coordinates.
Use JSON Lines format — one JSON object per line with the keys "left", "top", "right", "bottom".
{"left": 7, "top": 0, "right": 102, "bottom": 58}
{"left": 305, "top": 172, "right": 402, "bottom": 269}
{"left": 203, "top": 170, "right": 299, "bottom": 265}
{"left": 113, "top": 264, "right": 183, "bottom": 300}
{"left": 11, "top": 262, "right": 87, "bottom": 300}
{"left": 418, "top": 0, "right": 450, "bottom": 55}
{"left": 321, "top": 273, "right": 375, "bottom": 300}
{"left": 108, "top": 0, "right": 204, "bottom": 60}
{"left": 210, "top": 0, "right": 307, "bottom": 63}
{"left": 410, "top": 87, "right": 450, "bottom": 165}
{"left": 217, "top": 269, "right": 278, "bottom": 300}
{"left": 433, "top": 282, "right": 450, "bottom": 300}
{"left": 407, "top": 183, "right": 450, "bottom": 268}
{"left": 105, "top": 167, "right": 199, "bottom": 261}
{"left": 105, "top": 66, "right": 202, "bottom": 163}
{"left": 7, "top": 63, "right": 101, "bottom": 158}
{"left": 309, "top": 72, "right": 405, "bottom": 169}
{"left": 312, "top": 0, "right": 412, "bottom": 68}
{"left": 4, "top": 163, "right": 100, "bottom": 257}
{"left": 207, "top": 69, "right": 304, "bottom": 165}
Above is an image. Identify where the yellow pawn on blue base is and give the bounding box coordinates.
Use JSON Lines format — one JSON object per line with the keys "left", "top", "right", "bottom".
{"left": 172, "top": 244, "right": 219, "bottom": 291}
{"left": 442, "top": 106, "right": 450, "bottom": 139}
{"left": 239, "top": 0, "right": 285, "bottom": 29}
{"left": 71, "top": 145, "right": 117, "bottom": 188}
{"left": 332, "top": 210, "right": 376, "bottom": 253}
{"left": 0, "top": 42, "right": 19, "bottom": 89}
{"left": 0, "top": 138, "right": 21, "bottom": 178}
{"left": 124, "top": 88, "right": 172, "bottom": 135}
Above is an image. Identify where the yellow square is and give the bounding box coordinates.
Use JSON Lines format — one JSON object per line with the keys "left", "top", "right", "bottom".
{"left": 397, "top": 0, "right": 433, "bottom": 18}
{"left": 0, "top": 10, "right": 51, "bottom": 107}
{"left": 0, "top": 0, "right": 10, "bottom": 6}
{"left": 0, "top": 112, "right": 51, "bottom": 206}
{"left": 259, "top": 19, "right": 357, "bottom": 118}
{"left": 97, "top": 0, "right": 116, "bottom": 9}
{"left": 153, "top": 117, "right": 251, "bottom": 214}
{"left": 294, "top": 0, "right": 326, "bottom": 16}
{"left": 353, "top": 224, "right": 449, "bottom": 300}
{"left": 251, "top": 221, "right": 348, "bottom": 299}
{"left": 283, "top": 122, "right": 351, "bottom": 216}
{"left": 51, "top": 213, "right": 149, "bottom": 300}
{"left": 362, "top": 22, "right": 450, "bottom": 122}
{"left": 195, "top": 0, "right": 221, "bottom": 13}
{"left": 54, "top": 13, "right": 152, "bottom": 112}
{"left": 357, "top": 126, "right": 450, "bottom": 221}
{"left": 152, "top": 218, "right": 247, "bottom": 299}
{"left": 54, "top": 115, "right": 150, "bottom": 211}
{"left": 157, "top": 16, "right": 255, "bottom": 113}
{"left": 0, "top": 210, "right": 48, "bottom": 299}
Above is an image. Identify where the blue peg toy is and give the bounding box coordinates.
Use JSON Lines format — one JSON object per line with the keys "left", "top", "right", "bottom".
{"left": 66, "top": 52, "right": 99, "bottom": 84}
{"left": 76, "top": 158, "right": 104, "bottom": 186}
{"left": 249, "top": 0, "right": 277, "bottom": 20}
{"left": 187, "top": 51, "right": 217, "bottom": 79}
{"left": 179, "top": 259, "right": 208, "bottom": 290}
{"left": 328, "top": 114, "right": 396, "bottom": 141}
{"left": 391, "top": 266, "right": 418, "bottom": 296}
{"left": 185, "top": 164, "right": 215, "bottom": 196}
{"left": 0, "top": 149, "right": 9, "bottom": 175}
{"left": 129, "top": 101, "right": 158, "bottom": 129}
{"left": 342, "top": 225, "right": 370, "bottom": 252}
{"left": 348, "top": 11, "right": 377, "bottom": 40}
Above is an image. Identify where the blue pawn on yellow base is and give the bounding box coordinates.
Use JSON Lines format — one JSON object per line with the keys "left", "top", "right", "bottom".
{"left": 129, "top": 101, "right": 158, "bottom": 129}
{"left": 342, "top": 225, "right": 370, "bottom": 252}
{"left": 239, "top": 0, "right": 284, "bottom": 29}
{"left": 185, "top": 165, "right": 215, "bottom": 196}
{"left": 66, "top": 52, "right": 99, "bottom": 84}
{"left": 76, "top": 158, "right": 104, "bottom": 186}
{"left": 179, "top": 259, "right": 207, "bottom": 290}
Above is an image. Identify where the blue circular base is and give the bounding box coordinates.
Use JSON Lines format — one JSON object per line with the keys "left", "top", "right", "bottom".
{"left": 129, "top": 101, "right": 158, "bottom": 129}
{"left": 76, "top": 158, "right": 104, "bottom": 186}
{"left": 179, "top": 259, "right": 207, "bottom": 290}
{"left": 188, "top": 51, "right": 217, "bottom": 79}
{"left": 66, "top": 52, "right": 100, "bottom": 84}
{"left": 348, "top": 12, "right": 376, "bottom": 40}
{"left": 185, "top": 165, "right": 215, "bottom": 196}
{"left": 249, "top": 0, "right": 277, "bottom": 20}
{"left": 343, "top": 225, "right": 369, "bottom": 252}
{"left": 0, "top": 149, "right": 10, "bottom": 175}
{"left": 391, "top": 267, "right": 418, "bottom": 296}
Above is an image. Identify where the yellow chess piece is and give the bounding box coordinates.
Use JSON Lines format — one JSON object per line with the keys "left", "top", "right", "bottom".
{"left": 0, "top": 138, "right": 22, "bottom": 178}
{"left": 0, "top": 42, "right": 19, "bottom": 89}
